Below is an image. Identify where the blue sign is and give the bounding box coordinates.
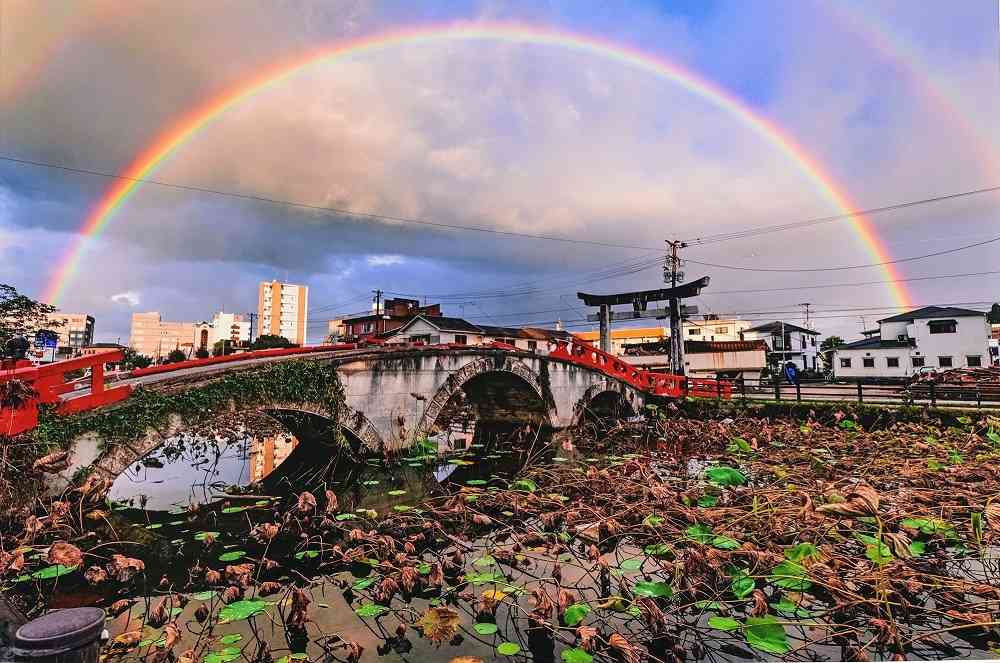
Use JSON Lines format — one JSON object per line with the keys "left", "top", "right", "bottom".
{"left": 783, "top": 363, "right": 799, "bottom": 384}
{"left": 34, "top": 330, "right": 59, "bottom": 349}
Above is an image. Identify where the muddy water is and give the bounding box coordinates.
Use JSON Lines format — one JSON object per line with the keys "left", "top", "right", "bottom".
{"left": 13, "top": 423, "right": 999, "bottom": 663}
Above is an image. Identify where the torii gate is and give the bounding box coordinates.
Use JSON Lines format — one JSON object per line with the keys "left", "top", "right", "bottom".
{"left": 578, "top": 276, "right": 711, "bottom": 374}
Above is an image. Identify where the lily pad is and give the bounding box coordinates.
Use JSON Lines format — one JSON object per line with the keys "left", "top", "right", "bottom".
{"left": 563, "top": 603, "right": 590, "bottom": 626}
{"left": 561, "top": 648, "right": 594, "bottom": 663}
{"left": 497, "top": 642, "right": 521, "bottom": 656}
{"left": 31, "top": 564, "right": 77, "bottom": 580}
{"left": 354, "top": 603, "right": 389, "bottom": 618}
{"left": 705, "top": 466, "right": 747, "bottom": 486}
{"left": 510, "top": 479, "right": 537, "bottom": 492}
{"left": 708, "top": 615, "right": 742, "bottom": 631}
{"left": 218, "top": 634, "right": 242, "bottom": 645}
{"left": 205, "top": 647, "right": 241, "bottom": 663}
{"left": 619, "top": 558, "right": 643, "bottom": 572}
{"left": 768, "top": 560, "right": 812, "bottom": 590}
{"left": 194, "top": 531, "right": 221, "bottom": 541}
{"left": 218, "top": 599, "right": 267, "bottom": 622}
{"left": 473, "top": 622, "right": 498, "bottom": 635}
{"left": 387, "top": 489, "right": 406, "bottom": 496}
{"left": 632, "top": 581, "right": 672, "bottom": 599}
{"left": 217, "top": 551, "right": 246, "bottom": 562}
{"left": 744, "top": 615, "right": 791, "bottom": 655}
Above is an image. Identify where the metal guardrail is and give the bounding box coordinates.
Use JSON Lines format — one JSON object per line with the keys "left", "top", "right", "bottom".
{"left": 728, "top": 376, "right": 1000, "bottom": 409}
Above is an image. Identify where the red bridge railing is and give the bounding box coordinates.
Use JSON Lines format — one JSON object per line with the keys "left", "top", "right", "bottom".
{"left": 549, "top": 338, "right": 731, "bottom": 400}
{"left": 1, "top": 351, "right": 133, "bottom": 437}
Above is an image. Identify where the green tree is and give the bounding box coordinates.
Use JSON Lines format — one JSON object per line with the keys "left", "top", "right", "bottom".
{"left": 251, "top": 334, "right": 295, "bottom": 350}
{"left": 819, "top": 335, "right": 845, "bottom": 370}
{"left": 165, "top": 349, "right": 188, "bottom": 364}
{"left": 120, "top": 347, "right": 153, "bottom": 370}
{"left": 0, "top": 283, "right": 60, "bottom": 346}
{"left": 989, "top": 303, "right": 1000, "bottom": 324}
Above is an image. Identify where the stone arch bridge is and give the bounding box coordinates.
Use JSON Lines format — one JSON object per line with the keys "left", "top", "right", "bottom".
{"left": 60, "top": 346, "right": 649, "bottom": 484}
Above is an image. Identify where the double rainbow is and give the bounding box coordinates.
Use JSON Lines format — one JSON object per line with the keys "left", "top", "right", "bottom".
{"left": 41, "top": 22, "right": 912, "bottom": 308}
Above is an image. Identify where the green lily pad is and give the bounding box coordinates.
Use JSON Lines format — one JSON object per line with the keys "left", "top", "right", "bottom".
{"left": 194, "top": 531, "right": 220, "bottom": 541}
{"left": 644, "top": 543, "right": 671, "bottom": 557}
{"left": 220, "top": 506, "right": 247, "bottom": 514}
{"left": 561, "top": 648, "right": 594, "bottom": 663}
{"left": 473, "top": 622, "right": 498, "bottom": 635}
{"left": 31, "top": 564, "right": 77, "bottom": 580}
{"left": 784, "top": 542, "right": 819, "bottom": 562}
{"left": 768, "top": 560, "right": 812, "bottom": 590}
{"left": 705, "top": 466, "right": 746, "bottom": 486}
{"left": 466, "top": 479, "right": 488, "bottom": 486}
{"left": 563, "top": 603, "right": 590, "bottom": 626}
{"left": 642, "top": 513, "right": 665, "bottom": 527}
{"left": 191, "top": 590, "right": 216, "bottom": 601}
{"left": 745, "top": 615, "right": 790, "bottom": 655}
{"left": 205, "top": 647, "right": 241, "bottom": 663}
{"left": 686, "top": 524, "right": 715, "bottom": 544}
{"left": 697, "top": 495, "right": 719, "bottom": 508}
{"left": 731, "top": 575, "right": 756, "bottom": 599}
{"left": 497, "top": 642, "right": 521, "bottom": 656}
{"left": 465, "top": 571, "right": 507, "bottom": 585}
{"left": 708, "top": 615, "right": 742, "bottom": 631}
{"left": 218, "top": 634, "right": 242, "bottom": 645}
{"left": 218, "top": 599, "right": 267, "bottom": 622}
{"left": 387, "top": 489, "right": 406, "bottom": 496}
{"left": 217, "top": 551, "right": 246, "bottom": 562}
{"left": 354, "top": 603, "right": 389, "bottom": 618}
{"left": 632, "top": 581, "right": 672, "bottom": 599}
{"left": 619, "top": 558, "right": 643, "bottom": 572}
{"left": 510, "top": 479, "right": 537, "bottom": 492}
{"left": 334, "top": 513, "right": 355, "bottom": 521}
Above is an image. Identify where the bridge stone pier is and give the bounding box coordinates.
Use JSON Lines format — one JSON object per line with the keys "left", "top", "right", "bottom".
{"left": 335, "top": 349, "right": 644, "bottom": 452}
{"left": 53, "top": 347, "right": 648, "bottom": 487}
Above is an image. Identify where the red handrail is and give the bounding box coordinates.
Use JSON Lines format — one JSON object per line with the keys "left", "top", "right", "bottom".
{"left": 1, "top": 350, "right": 133, "bottom": 437}
{"left": 550, "top": 338, "right": 730, "bottom": 399}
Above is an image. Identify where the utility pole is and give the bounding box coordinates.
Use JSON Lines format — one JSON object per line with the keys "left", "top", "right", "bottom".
{"left": 246, "top": 312, "right": 258, "bottom": 345}
{"left": 798, "top": 303, "right": 812, "bottom": 329}
{"left": 664, "top": 240, "right": 687, "bottom": 374}
{"left": 372, "top": 289, "right": 383, "bottom": 335}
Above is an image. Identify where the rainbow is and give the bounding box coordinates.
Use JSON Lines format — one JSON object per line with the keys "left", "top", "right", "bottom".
{"left": 41, "top": 22, "right": 913, "bottom": 308}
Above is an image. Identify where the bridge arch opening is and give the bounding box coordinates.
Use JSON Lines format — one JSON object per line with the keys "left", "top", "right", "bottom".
{"left": 419, "top": 359, "right": 555, "bottom": 451}
{"left": 104, "top": 404, "right": 371, "bottom": 510}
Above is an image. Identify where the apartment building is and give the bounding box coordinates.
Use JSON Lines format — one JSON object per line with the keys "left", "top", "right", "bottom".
{"left": 42, "top": 312, "right": 94, "bottom": 356}
{"left": 741, "top": 321, "right": 820, "bottom": 372}
{"left": 129, "top": 312, "right": 197, "bottom": 360}
{"left": 194, "top": 311, "right": 252, "bottom": 351}
{"left": 258, "top": 281, "right": 308, "bottom": 345}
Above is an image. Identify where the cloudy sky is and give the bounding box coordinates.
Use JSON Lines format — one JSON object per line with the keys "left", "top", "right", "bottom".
{"left": 0, "top": 0, "right": 997, "bottom": 343}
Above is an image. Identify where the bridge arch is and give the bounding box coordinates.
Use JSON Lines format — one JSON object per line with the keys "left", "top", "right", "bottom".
{"left": 571, "top": 380, "right": 642, "bottom": 428}
{"left": 416, "top": 356, "right": 556, "bottom": 437}
{"left": 89, "top": 399, "right": 372, "bottom": 483}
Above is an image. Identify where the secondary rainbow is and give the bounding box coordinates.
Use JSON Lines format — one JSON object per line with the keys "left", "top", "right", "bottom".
{"left": 42, "top": 22, "right": 913, "bottom": 308}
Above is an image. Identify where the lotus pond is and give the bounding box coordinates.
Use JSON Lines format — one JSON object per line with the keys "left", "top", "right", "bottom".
{"left": 3, "top": 411, "right": 1000, "bottom": 662}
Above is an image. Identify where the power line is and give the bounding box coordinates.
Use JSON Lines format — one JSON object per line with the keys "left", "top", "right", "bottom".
{"left": 703, "top": 269, "right": 1000, "bottom": 295}
{"left": 685, "top": 234, "right": 1000, "bottom": 273}
{"left": 683, "top": 185, "right": 1000, "bottom": 245}
{"left": 3, "top": 152, "right": 997, "bottom": 259}
{"left": 0, "top": 154, "right": 656, "bottom": 251}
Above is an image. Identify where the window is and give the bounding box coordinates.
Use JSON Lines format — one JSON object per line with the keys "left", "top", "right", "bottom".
{"left": 715, "top": 327, "right": 728, "bottom": 334}
{"left": 886, "top": 357, "right": 899, "bottom": 368}
{"left": 527, "top": 340, "right": 537, "bottom": 352}
{"left": 938, "top": 356, "right": 953, "bottom": 368}
{"left": 840, "top": 357, "right": 852, "bottom": 368}
{"left": 912, "top": 356, "right": 925, "bottom": 367}
{"left": 810, "top": 336, "right": 816, "bottom": 347}
{"left": 687, "top": 328, "right": 701, "bottom": 336}
{"left": 967, "top": 355, "right": 982, "bottom": 367}
{"left": 454, "top": 335, "right": 467, "bottom": 345}
{"left": 862, "top": 357, "right": 875, "bottom": 368}
{"left": 928, "top": 320, "right": 957, "bottom": 334}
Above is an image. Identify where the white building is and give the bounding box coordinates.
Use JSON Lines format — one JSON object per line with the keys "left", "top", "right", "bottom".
{"left": 834, "top": 306, "right": 991, "bottom": 380}
{"left": 387, "top": 315, "right": 486, "bottom": 346}
{"left": 741, "top": 321, "right": 820, "bottom": 372}
{"left": 384, "top": 315, "right": 570, "bottom": 353}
